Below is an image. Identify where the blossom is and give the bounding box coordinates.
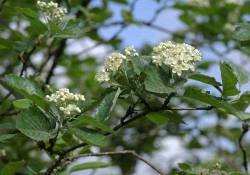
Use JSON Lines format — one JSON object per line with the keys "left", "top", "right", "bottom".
{"left": 37, "top": 1, "right": 67, "bottom": 23}
{"left": 104, "top": 53, "right": 127, "bottom": 72}
{"left": 152, "top": 41, "right": 201, "bottom": 76}
{"left": 124, "top": 46, "right": 139, "bottom": 57}
{"left": 95, "top": 70, "right": 110, "bottom": 83}
{"left": 46, "top": 88, "right": 85, "bottom": 117}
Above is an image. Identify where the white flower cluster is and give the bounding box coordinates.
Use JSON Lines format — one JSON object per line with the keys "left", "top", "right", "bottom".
{"left": 46, "top": 88, "right": 85, "bottom": 116}
{"left": 187, "top": 0, "right": 210, "bottom": 8}
{"left": 124, "top": 46, "right": 139, "bottom": 57}
{"left": 152, "top": 41, "right": 201, "bottom": 76}
{"left": 104, "top": 53, "right": 127, "bottom": 72}
{"left": 95, "top": 71, "right": 110, "bottom": 83}
{"left": 37, "top": 1, "right": 67, "bottom": 22}
{"left": 95, "top": 46, "right": 140, "bottom": 83}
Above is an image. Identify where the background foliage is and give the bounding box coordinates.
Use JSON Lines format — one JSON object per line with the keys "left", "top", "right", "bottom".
{"left": 1, "top": 0, "right": 250, "bottom": 175}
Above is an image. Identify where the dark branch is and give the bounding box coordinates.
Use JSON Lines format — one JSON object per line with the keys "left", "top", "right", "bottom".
{"left": 45, "top": 39, "right": 66, "bottom": 84}
{"left": 238, "top": 123, "right": 249, "bottom": 174}
{"left": 68, "top": 150, "right": 165, "bottom": 175}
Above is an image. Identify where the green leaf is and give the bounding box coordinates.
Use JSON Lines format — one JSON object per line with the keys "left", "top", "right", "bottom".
{"left": 13, "top": 7, "right": 39, "bottom": 20}
{"left": 226, "top": 62, "right": 249, "bottom": 86}
{"left": 95, "top": 88, "right": 122, "bottom": 123}
{"left": 5, "top": 74, "right": 48, "bottom": 110}
{"left": 232, "top": 23, "right": 250, "bottom": 41}
{"left": 70, "top": 162, "right": 111, "bottom": 172}
{"left": 69, "top": 126, "right": 107, "bottom": 147}
{"left": 188, "top": 73, "right": 222, "bottom": 86}
{"left": 178, "top": 162, "right": 192, "bottom": 171}
{"left": 144, "top": 67, "right": 187, "bottom": 94}
{"left": 184, "top": 86, "right": 233, "bottom": 111}
{"left": 1, "top": 160, "right": 25, "bottom": 175}
{"left": 229, "top": 173, "right": 248, "bottom": 175}
{"left": 146, "top": 112, "right": 169, "bottom": 125}
{"left": 0, "top": 38, "right": 14, "bottom": 49}
{"left": 111, "top": 0, "right": 127, "bottom": 4}
{"left": 0, "top": 123, "right": 16, "bottom": 130}
{"left": 130, "top": 56, "right": 152, "bottom": 75}
{"left": 121, "top": 9, "right": 135, "bottom": 23}
{"left": 75, "top": 115, "right": 116, "bottom": 135}
{"left": 184, "top": 87, "right": 250, "bottom": 120}
{"left": 16, "top": 107, "right": 55, "bottom": 141}
{"left": 0, "top": 134, "right": 17, "bottom": 142}
{"left": 48, "top": 20, "right": 84, "bottom": 39}
{"left": 220, "top": 62, "right": 240, "bottom": 96}
{"left": 13, "top": 99, "right": 31, "bottom": 109}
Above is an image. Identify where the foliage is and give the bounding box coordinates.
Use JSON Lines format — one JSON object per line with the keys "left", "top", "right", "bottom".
{"left": 1, "top": 0, "right": 250, "bottom": 175}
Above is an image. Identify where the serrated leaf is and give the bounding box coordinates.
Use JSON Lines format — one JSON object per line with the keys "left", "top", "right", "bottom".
{"left": 232, "top": 23, "right": 250, "bottom": 41}
{"left": 75, "top": 115, "right": 116, "bottom": 135}
{"left": 146, "top": 112, "right": 169, "bottom": 125}
{"left": 69, "top": 126, "right": 107, "bottom": 147}
{"left": 13, "top": 7, "right": 39, "bottom": 20}
{"left": 130, "top": 56, "right": 152, "bottom": 75}
{"left": 184, "top": 86, "right": 234, "bottom": 111}
{"left": 70, "top": 162, "right": 111, "bottom": 172}
{"left": 220, "top": 62, "right": 240, "bottom": 96}
{"left": 48, "top": 20, "right": 84, "bottom": 39}
{"left": 1, "top": 160, "right": 25, "bottom": 175}
{"left": 144, "top": 67, "right": 187, "bottom": 94}
{"left": 0, "top": 134, "right": 17, "bottom": 142}
{"left": 184, "top": 87, "right": 250, "bottom": 120}
{"left": 227, "top": 62, "right": 249, "bottom": 85}
{"left": 13, "top": 99, "right": 30, "bottom": 109}
{"left": 16, "top": 107, "right": 55, "bottom": 141}
{"left": 95, "top": 88, "right": 122, "bottom": 123}
{"left": 5, "top": 74, "right": 48, "bottom": 110}
{"left": 188, "top": 73, "right": 222, "bottom": 86}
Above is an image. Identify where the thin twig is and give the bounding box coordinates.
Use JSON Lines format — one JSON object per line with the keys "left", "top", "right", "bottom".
{"left": 68, "top": 150, "right": 165, "bottom": 175}
{"left": 238, "top": 123, "right": 249, "bottom": 174}
{"left": 45, "top": 39, "right": 66, "bottom": 84}
{"left": 164, "top": 105, "right": 214, "bottom": 111}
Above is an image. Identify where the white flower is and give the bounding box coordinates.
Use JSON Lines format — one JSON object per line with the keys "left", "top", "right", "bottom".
{"left": 104, "top": 53, "right": 126, "bottom": 72}
{"left": 37, "top": 1, "right": 67, "bottom": 23}
{"left": 152, "top": 41, "right": 201, "bottom": 76}
{"left": 124, "top": 46, "right": 139, "bottom": 57}
{"left": 95, "top": 71, "right": 110, "bottom": 83}
{"left": 46, "top": 88, "right": 85, "bottom": 117}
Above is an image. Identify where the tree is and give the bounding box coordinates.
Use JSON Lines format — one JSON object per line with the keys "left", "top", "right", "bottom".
{"left": 0, "top": 0, "right": 250, "bottom": 175}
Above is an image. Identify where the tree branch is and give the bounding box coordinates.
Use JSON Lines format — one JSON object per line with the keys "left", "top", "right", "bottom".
{"left": 45, "top": 39, "right": 66, "bottom": 84}
{"left": 68, "top": 150, "right": 165, "bottom": 175}
{"left": 238, "top": 123, "right": 249, "bottom": 174}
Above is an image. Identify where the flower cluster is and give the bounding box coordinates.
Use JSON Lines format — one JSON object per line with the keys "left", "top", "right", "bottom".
{"left": 124, "top": 46, "right": 139, "bottom": 57}
{"left": 152, "top": 41, "right": 201, "bottom": 76}
{"left": 95, "top": 46, "right": 139, "bottom": 83}
{"left": 46, "top": 88, "right": 85, "bottom": 117}
{"left": 104, "top": 53, "right": 127, "bottom": 72}
{"left": 37, "top": 1, "right": 67, "bottom": 23}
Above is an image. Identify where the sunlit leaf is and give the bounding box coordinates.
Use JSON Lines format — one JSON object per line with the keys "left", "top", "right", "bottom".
{"left": 220, "top": 62, "right": 240, "bottom": 96}
{"left": 95, "top": 88, "right": 122, "bottom": 123}
{"left": 16, "top": 107, "right": 56, "bottom": 141}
